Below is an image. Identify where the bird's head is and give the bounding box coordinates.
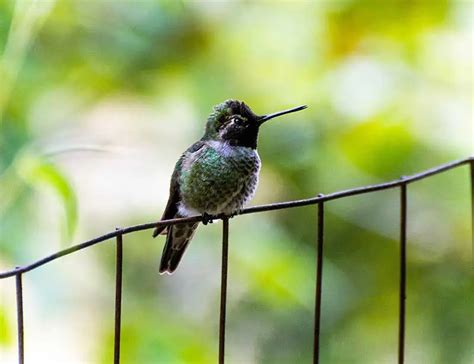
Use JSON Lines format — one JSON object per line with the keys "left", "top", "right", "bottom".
{"left": 203, "top": 99, "right": 307, "bottom": 149}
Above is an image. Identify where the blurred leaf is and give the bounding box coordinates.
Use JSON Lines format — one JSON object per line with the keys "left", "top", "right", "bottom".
{"left": 0, "top": 0, "right": 56, "bottom": 123}
{"left": 0, "top": 163, "right": 23, "bottom": 216}
{"left": 99, "top": 307, "right": 215, "bottom": 364}
{"left": 339, "top": 118, "right": 418, "bottom": 178}
{"left": 16, "top": 153, "right": 77, "bottom": 244}
{"left": 0, "top": 304, "right": 12, "bottom": 345}
{"left": 326, "top": 0, "right": 449, "bottom": 59}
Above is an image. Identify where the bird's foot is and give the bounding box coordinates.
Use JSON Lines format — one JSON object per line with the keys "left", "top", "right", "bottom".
{"left": 202, "top": 211, "right": 241, "bottom": 224}
{"left": 202, "top": 212, "right": 214, "bottom": 225}
{"left": 216, "top": 210, "right": 240, "bottom": 220}
{"left": 227, "top": 210, "right": 241, "bottom": 219}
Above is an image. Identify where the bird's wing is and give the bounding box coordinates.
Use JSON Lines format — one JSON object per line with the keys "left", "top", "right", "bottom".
{"left": 152, "top": 141, "right": 206, "bottom": 237}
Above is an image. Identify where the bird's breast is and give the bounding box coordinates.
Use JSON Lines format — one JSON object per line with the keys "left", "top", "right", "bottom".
{"left": 179, "top": 142, "right": 260, "bottom": 214}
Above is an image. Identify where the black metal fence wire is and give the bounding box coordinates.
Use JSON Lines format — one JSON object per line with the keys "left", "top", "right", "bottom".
{"left": 1, "top": 157, "right": 473, "bottom": 364}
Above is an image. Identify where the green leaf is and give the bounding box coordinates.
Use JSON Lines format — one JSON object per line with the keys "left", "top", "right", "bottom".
{"left": 0, "top": 304, "right": 12, "bottom": 346}
{"left": 339, "top": 118, "right": 418, "bottom": 178}
{"left": 16, "top": 153, "right": 78, "bottom": 244}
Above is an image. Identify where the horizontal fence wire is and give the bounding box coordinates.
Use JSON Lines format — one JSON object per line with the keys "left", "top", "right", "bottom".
{"left": 1, "top": 157, "right": 471, "bottom": 280}
{"left": 0, "top": 156, "right": 472, "bottom": 364}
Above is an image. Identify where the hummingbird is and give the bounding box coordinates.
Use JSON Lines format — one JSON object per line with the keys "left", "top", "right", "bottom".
{"left": 153, "top": 100, "right": 307, "bottom": 274}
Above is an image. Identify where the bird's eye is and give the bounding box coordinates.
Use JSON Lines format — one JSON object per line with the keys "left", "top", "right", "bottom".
{"left": 232, "top": 117, "right": 244, "bottom": 126}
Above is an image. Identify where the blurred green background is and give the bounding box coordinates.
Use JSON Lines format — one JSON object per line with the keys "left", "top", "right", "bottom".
{"left": 0, "top": 0, "right": 472, "bottom": 363}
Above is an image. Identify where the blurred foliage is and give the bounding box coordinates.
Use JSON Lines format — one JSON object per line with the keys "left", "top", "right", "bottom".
{"left": 0, "top": 0, "right": 472, "bottom": 363}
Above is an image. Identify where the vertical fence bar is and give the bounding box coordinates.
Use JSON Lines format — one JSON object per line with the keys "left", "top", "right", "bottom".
{"left": 398, "top": 184, "right": 407, "bottom": 364}
{"left": 470, "top": 161, "right": 474, "bottom": 267}
{"left": 313, "top": 198, "right": 325, "bottom": 364}
{"left": 114, "top": 233, "right": 123, "bottom": 364}
{"left": 15, "top": 271, "right": 24, "bottom": 364}
{"left": 219, "top": 218, "right": 229, "bottom": 364}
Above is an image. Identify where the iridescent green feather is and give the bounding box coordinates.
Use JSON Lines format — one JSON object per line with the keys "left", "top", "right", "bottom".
{"left": 203, "top": 99, "right": 236, "bottom": 139}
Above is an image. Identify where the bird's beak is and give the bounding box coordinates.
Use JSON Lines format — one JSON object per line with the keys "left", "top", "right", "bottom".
{"left": 258, "top": 104, "right": 307, "bottom": 125}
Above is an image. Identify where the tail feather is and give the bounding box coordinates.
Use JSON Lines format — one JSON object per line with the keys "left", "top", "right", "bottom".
{"left": 152, "top": 225, "right": 167, "bottom": 238}
{"left": 159, "top": 222, "right": 199, "bottom": 275}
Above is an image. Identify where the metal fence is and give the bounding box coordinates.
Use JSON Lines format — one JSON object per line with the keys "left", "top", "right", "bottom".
{"left": 1, "top": 157, "right": 473, "bottom": 364}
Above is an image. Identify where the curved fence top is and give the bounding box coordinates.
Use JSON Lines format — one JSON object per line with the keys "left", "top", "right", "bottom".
{"left": 1, "top": 156, "right": 473, "bottom": 364}
{"left": 1, "top": 156, "right": 472, "bottom": 280}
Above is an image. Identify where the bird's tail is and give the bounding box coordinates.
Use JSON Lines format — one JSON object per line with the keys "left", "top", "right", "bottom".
{"left": 152, "top": 222, "right": 167, "bottom": 237}
{"left": 159, "top": 220, "right": 199, "bottom": 275}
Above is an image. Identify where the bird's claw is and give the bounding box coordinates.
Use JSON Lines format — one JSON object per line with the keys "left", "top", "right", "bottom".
{"left": 229, "top": 209, "right": 241, "bottom": 218}
{"left": 202, "top": 211, "right": 240, "bottom": 225}
{"left": 202, "top": 213, "right": 213, "bottom": 225}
